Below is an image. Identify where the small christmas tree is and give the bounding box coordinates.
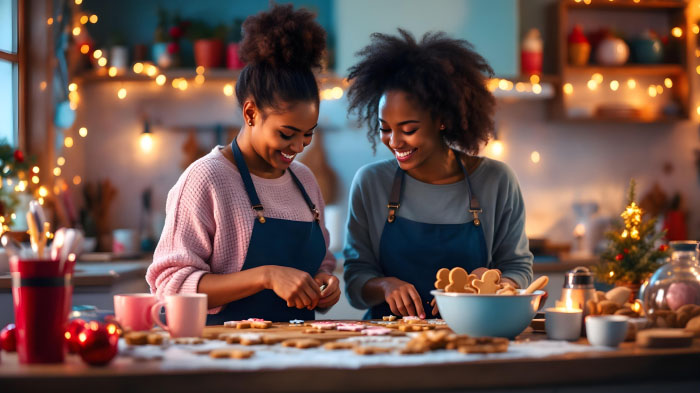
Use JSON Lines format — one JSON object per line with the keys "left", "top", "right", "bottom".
{"left": 595, "top": 179, "right": 671, "bottom": 285}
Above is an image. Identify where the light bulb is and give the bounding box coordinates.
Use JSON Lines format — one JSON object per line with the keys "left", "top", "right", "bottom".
{"left": 140, "top": 133, "right": 153, "bottom": 153}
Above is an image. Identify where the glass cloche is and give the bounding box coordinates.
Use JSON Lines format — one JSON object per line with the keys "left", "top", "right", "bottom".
{"left": 640, "top": 241, "right": 700, "bottom": 315}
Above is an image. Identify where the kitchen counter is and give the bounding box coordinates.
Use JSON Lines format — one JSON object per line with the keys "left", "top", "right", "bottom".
{"left": 1, "top": 332, "right": 698, "bottom": 393}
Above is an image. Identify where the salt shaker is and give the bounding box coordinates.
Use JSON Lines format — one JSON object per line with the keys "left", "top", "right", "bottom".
{"left": 561, "top": 266, "right": 596, "bottom": 315}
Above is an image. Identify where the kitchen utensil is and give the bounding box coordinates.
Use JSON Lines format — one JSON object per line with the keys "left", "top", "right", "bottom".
{"left": 525, "top": 275, "right": 549, "bottom": 294}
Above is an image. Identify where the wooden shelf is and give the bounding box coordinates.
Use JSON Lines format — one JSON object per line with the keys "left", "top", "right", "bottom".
{"left": 552, "top": 113, "right": 687, "bottom": 124}
{"left": 74, "top": 68, "right": 345, "bottom": 86}
{"left": 564, "top": 64, "right": 686, "bottom": 76}
{"left": 555, "top": 0, "right": 692, "bottom": 122}
{"left": 565, "top": 0, "right": 685, "bottom": 10}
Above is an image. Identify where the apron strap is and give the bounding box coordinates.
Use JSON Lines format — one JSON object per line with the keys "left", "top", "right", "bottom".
{"left": 231, "top": 137, "right": 319, "bottom": 223}
{"left": 455, "top": 154, "right": 482, "bottom": 226}
{"left": 288, "top": 169, "right": 320, "bottom": 223}
{"left": 387, "top": 168, "right": 403, "bottom": 223}
{"left": 386, "top": 151, "right": 482, "bottom": 226}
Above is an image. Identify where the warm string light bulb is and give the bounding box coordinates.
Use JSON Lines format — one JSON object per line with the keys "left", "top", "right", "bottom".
{"left": 79, "top": 127, "right": 88, "bottom": 137}
{"left": 563, "top": 83, "right": 573, "bottom": 95}
{"left": 223, "top": 84, "right": 234, "bottom": 96}
{"left": 117, "top": 88, "right": 127, "bottom": 99}
{"left": 609, "top": 80, "right": 619, "bottom": 91}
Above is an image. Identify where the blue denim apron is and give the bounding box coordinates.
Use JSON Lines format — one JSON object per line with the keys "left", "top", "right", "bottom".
{"left": 206, "top": 138, "right": 326, "bottom": 324}
{"left": 368, "top": 155, "right": 488, "bottom": 319}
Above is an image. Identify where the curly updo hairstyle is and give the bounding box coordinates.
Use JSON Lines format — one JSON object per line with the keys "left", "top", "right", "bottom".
{"left": 236, "top": 4, "right": 326, "bottom": 114}
{"left": 347, "top": 29, "right": 495, "bottom": 155}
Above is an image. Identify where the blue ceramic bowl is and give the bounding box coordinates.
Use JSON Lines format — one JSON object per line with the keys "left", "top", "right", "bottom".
{"left": 431, "top": 289, "right": 545, "bottom": 339}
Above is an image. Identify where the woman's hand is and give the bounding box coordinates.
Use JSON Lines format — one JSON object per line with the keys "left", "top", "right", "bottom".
{"left": 263, "top": 266, "right": 321, "bottom": 309}
{"left": 314, "top": 272, "right": 341, "bottom": 309}
{"left": 380, "top": 277, "right": 425, "bottom": 318}
{"left": 430, "top": 298, "right": 439, "bottom": 316}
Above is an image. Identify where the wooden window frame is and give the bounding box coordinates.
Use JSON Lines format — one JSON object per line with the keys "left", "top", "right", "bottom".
{"left": 0, "top": 0, "right": 26, "bottom": 150}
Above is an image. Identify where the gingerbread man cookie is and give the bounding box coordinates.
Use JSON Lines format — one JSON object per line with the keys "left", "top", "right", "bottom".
{"left": 435, "top": 268, "right": 450, "bottom": 290}
{"left": 446, "top": 267, "right": 477, "bottom": 293}
{"left": 473, "top": 270, "right": 501, "bottom": 294}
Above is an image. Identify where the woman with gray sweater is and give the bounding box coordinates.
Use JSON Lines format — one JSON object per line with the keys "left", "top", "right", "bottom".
{"left": 343, "top": 29, "right": 533, "bottom": 320}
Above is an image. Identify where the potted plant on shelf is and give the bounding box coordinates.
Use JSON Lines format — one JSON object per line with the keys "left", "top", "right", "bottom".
{"left": 594, "top": 179, "right": 671, "bottom": 301}
{"left": 189, "top": 20, "right": 226, "bottom": 68}
{"left": 226, "top": 18, "right": 245, "bottom": 70}
{"left": 152, "top": 9, "right": 187, "bottom": 68}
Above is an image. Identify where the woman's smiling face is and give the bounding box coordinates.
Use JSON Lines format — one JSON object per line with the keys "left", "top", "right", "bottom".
{"left": 250, "top": 100, "right": 319, "bottom": 172}
{"left": 378, "top": 90, "right": 443, "bottom": 173}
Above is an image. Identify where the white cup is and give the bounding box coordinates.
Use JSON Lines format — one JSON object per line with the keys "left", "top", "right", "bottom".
{"left": 545, "top": 307, "right": 583, "bottom": 341}
{"left": 150, "top": 293, "right": 207, "bottom": 338}
{"left": 585, "top": 315, "right": 629, "bottom": 347}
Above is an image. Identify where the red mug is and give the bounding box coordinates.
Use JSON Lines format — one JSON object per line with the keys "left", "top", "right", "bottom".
{"left": 10, "top": 258, "right": 75, "bottom": 364}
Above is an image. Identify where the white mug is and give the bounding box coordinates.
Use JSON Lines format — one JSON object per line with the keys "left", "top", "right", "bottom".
{"left": 150, "top": 294, "right": 207, "bottom": 338}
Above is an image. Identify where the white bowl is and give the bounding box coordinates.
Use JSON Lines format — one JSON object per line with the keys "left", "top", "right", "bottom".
{"left": 431, "top": 289, "right": 544, "bottom": 338}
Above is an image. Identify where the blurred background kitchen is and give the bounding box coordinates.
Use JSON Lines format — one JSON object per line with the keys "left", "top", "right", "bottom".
{"left": 1, "top": 0, "right": 699, "bottom": 323}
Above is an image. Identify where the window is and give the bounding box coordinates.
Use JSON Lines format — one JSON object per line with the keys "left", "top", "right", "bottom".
{"left": 0, "top": 0, "right": 18, "bottom": 146}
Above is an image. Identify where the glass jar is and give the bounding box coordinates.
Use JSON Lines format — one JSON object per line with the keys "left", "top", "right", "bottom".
{"left": 640, "top": 241, "right": 700, "bottom": 315}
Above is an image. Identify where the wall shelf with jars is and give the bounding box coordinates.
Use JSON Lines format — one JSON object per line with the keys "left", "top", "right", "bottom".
{"left": 556, "top": 0, "right": 691, "bottom": 123}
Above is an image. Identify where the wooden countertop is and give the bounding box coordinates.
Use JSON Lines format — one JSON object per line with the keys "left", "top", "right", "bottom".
{"left": 0, "top": 259, "right": 151, "bottom": 290}
{"left": 1, "top": 333, "right": 699, "bottom": 393}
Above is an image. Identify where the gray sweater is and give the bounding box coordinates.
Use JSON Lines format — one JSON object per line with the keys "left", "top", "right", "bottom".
{"left": 343, "top": 157, "right": 534, "bottom": 310}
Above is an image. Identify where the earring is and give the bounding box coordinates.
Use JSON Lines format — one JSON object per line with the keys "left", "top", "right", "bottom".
{"left": 440, "top": 124, "right": 446, "bottom": 130}
{"left": 248, "top": 120, "right": 253, "bottom": 126}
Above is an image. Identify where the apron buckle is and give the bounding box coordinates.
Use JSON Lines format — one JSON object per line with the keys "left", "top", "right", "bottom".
{"left": 387, "top": 203, "right": 400, "bottom": 223}
{"left": 252, "top": 204, "right": 266, "bottom": 224}
{"left": 470, "top": 209, "right": 482, "bottom": 226}
{"left": 312, "top": 207, "right": 320, "bottom": 223}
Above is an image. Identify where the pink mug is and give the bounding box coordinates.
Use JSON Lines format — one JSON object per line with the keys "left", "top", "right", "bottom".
{"left": 114, "top": 293, "right": 157, "bottom": 331}
{"left": 150, "top": 293, "right": 207, "bottom": 338}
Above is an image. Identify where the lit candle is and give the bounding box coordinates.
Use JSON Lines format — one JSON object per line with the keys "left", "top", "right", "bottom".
{"left": 545, "top": 298, "right": 583, "bottom": 341}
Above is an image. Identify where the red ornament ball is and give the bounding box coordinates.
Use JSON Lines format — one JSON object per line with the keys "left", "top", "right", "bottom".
{"left": 77, "top": 321, "right": 119, "bottom": 366}
{"left": 65, "top": 319, "right": 88, "bottom": 354}
{"left": 615, "top": 254, "right": 624, "bottom": 261}
{"left": 659, "top": 244, "right": 669, "bottom": 252}
{"left": 623, "top": 248, "right": 629, "bottom": 254}
{"left": 0, "top": 323, "right": 17, "bottom": 352}
{"left": 169, "top": 26, "right": 184, "bottom": 39}
{"left": 13, "top": 150, "right": 24, "bottom": 163}
{"left": 167, "top": 41, "right": 180, "bottom": 54}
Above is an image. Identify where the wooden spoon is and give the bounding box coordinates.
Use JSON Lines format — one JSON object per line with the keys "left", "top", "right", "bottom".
{"left": 524, "top": 276, "right": 549, "bottom": 294}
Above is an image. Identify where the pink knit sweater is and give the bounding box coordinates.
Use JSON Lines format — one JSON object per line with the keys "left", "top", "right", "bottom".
{"left": 146, "top": 147, "right": 337, "bottom": 313}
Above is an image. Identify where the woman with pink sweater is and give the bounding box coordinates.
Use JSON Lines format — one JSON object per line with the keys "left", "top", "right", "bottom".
{"left": 146, "top": 4, "right": 340, "bottom": 323}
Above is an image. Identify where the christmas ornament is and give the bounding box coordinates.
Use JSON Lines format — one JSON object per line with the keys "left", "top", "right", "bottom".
{"left": 77, "top": 321, "right": 119, "bottom": 366}
{"left": 64, "top": 319, "right": 87, "bottom": 354}
{"left": 0, "top": 323, "right": 17, "bottom": 352}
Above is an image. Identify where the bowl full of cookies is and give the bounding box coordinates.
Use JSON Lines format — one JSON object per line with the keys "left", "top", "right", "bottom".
{"left": 431, "top": 268, "right": 548, "bottom": 339}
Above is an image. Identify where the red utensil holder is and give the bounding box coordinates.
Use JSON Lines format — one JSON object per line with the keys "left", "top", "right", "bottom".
{"left": 10, "top": 258, "right": 75, "bottom": 364}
